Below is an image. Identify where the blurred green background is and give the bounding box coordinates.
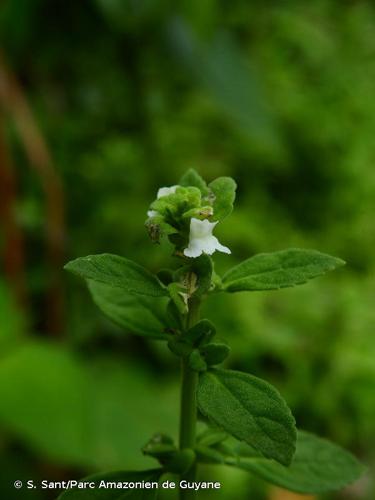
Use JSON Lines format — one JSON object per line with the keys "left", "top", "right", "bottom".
{"left": 0, "top": 1, "right": 374, "bottom": 499}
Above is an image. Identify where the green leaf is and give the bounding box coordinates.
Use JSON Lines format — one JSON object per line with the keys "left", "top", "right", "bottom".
{"left": 180, "top": 319, "right": 216, "bottom": 347}
{"left": 195, "top": 444, "right": 226, "bottom": 464}
{"left": 170, "top": 25, "right": 278, "bottom": 145}
{"left": 179, "top": 168, "right": 209, "bottom": 195}
{"left": 0, "top": 342, "right": 89, "bottom": 465}
{"left": 197, "top": 428, "right": 228, "bottom": 447}
{"left": 223, "top": 248, "right": 345, "bottom": 292}
{"left": 168, "top": 319, "right": 216, "bottom": 357}
{"left": 188, "top": 349, "right": 207, "bottom": 372}
{"left": 142, "top": 433, "right": 176, "bottom": 459}
{"left": 0, "top": 342, "right": 178, "bottom": 469}
{"left": 232, "top": 431, "right": 365, "bottom": 494}
{"left": 65, "top": 254, "right": 166, "bottom": 297}
{"left": 58, "top": 469, "right": 162, "bottom": 499}
{"left": 209, "top": 177, "right": 236, "bottom": 221}
{"left": 197, "top": 369, "right": 296, "bottom": 466}
{"left": 201, "top": 343, "right": 230, "bottom": 366}
{"left": 165, "top": 300, "right": 184, "bottom": 331}
{"left": 0, "top": 280, "right": 25, "bottom": 353}
{"left": 87, "top": 281, "right": 170, "bottom": 340}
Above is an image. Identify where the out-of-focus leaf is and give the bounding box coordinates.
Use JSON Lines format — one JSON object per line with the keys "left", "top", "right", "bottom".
{"left": 65, "top": 254, "right": 167, "bottom": 297}
{"left": 223, "top": 249, "right": 345, "bottom": 292}
{"left": 168, "top": 21, "right": 278, "bottom": 145}
{"left": 0, "top": 280, "right": 25, "bottom": 353}
{"left": 58, "top": 469, "right": 162, "bottom": 499}
{"left": 197, "top": 368, "right": 296, "bottom": 466}
{"left": 95, "top": 0, "right": 161, "bottom": 32}
{"left": 0, "top": 342, "right": 178, "bottom": 469}
{"left": 0, "top": 450, "right": 43, "bottom": 499}
{"left": 0, "top": 342, "right": 88, "bottom": 464}
{"left": 87, "top": 281, "right": 170, "bottom": 340}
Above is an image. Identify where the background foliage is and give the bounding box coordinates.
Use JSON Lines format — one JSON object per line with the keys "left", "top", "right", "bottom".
{"left": 0, "top": 1, "right": 374, "bottom": 499}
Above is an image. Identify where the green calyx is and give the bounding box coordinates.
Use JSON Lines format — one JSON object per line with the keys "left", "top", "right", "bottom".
{"left": 166, "top": 255, "right": 214, "bottom": 315}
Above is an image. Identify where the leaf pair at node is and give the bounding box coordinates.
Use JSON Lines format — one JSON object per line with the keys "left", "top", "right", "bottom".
{"left": 168, "top": 319, "right": 230, "bottom": 372}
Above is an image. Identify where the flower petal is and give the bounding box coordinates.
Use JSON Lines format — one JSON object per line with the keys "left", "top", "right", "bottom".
{"left": 147, "top": 210, "right": 159, "bottom": 218}
{"left": 157, "top": 185, "right": 178, "bottom": 198}
{"left": 214, "top": 240, "right": 231, "bottom": 254}
{"left": 184, "top": 218, "right": 230, "bottom": 258}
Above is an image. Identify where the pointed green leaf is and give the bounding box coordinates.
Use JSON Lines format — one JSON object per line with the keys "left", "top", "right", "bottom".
{"left": 232, "top": 431, "right": 365, "bottom": 494}
{"left": 58, "top": 469, "right": 162, "bottom": 499}
{"left": 197, "top": 369, "right": 296, "bottom": 466}
{"left": 209, "top": 177, "right": 236, "bottom": 221}
{"left": 179, "top": 168, "right": 209, "bottom": 195}
{"left": 65, "top": 254, "right": 167, "bottom": 297}
{"left": 223, "top": 248, "right": 345, "bottom": 292}
{"left": 88, "top": 281, "right": 170, "bottom": 340}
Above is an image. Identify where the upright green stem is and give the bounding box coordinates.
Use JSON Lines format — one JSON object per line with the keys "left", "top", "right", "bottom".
{"left": 179, "top": 298, "right": 200, "bottom": 499}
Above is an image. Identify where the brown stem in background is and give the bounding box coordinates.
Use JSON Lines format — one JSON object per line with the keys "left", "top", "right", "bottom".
{"left": 0, "top": 50, "right": 65, "bottom": 336}
{"left": 0, "top": 116, "right": 28, "bottom": 310}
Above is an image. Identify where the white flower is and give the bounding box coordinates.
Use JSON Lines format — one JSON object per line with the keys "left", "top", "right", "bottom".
{"left": 157, "top": 185, "right": 178, "bottom": 198}
{"left": 184, "top": 218, "right": 231, "bottom": 258}
{"left": 147, "top": 210, "right": 159, "bottom": 218}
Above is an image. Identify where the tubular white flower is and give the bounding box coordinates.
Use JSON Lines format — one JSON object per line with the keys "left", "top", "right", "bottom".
{"left": 184, "top": 218, "right": 231, "bottom": 258}
{"left": 157, "top": 185, "right": 178, "bottom": 198}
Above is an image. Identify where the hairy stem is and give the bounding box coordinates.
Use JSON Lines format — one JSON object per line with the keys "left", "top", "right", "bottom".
{"left": 179, "top": 298, "right": 200, "bottom": 499}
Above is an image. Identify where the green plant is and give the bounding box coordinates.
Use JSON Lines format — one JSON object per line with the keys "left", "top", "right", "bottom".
{"left": 61, "top": 169, "right": 364, "bottom": 499}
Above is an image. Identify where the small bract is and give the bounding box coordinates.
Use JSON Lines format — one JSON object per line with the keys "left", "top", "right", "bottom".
{"left": 147, "top": 185, "right": 178, "bottom": 218}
